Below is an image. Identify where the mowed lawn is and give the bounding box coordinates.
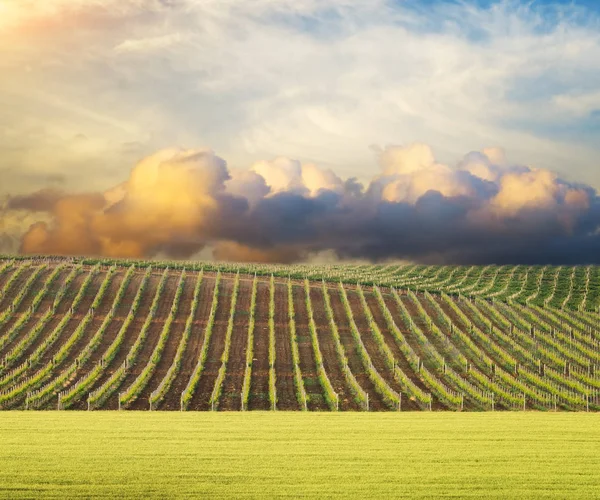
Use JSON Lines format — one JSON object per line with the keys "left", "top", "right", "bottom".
{"left": 1, "top": 413, "right": 599, "bottom": 499}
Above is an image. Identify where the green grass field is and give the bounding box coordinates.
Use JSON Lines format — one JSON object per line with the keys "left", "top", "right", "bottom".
{"left": 1, "top": 413, "right": 599, "bottom": 498}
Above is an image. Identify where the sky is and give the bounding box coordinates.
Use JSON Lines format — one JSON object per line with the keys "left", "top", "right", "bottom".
{"left": 1, "top": 0, "right": 600, "bottom": 263}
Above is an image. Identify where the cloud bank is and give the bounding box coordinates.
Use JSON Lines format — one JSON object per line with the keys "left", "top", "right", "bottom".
{"left": 6, "top": 144, "right": 600, "bottom": 264}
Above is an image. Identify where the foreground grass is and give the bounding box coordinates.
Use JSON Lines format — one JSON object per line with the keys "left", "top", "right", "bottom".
{"left": 1, "top": 413, "right": 599, "bottom": 499}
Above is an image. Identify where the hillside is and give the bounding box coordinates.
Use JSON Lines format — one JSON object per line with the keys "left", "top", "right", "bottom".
{"left": 0, "top": 257, "right": 599, "bottom": 411}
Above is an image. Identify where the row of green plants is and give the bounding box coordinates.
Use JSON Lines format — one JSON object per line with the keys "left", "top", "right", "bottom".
{"left": 287, "top": 279, "right": 308, "bottom": 410}
{"left": 513, "top": 302, "right": 600, "bottom": 364}
{"left": 467, "top": 364, "right": 524, "bottom": 410}
{"left": 489, "top": 266, "right": 520, "bottom": 299}
{"left": 469, "top": 266, "right": 503, "bottom": 297}
{"left": 0, "top": 260, "right": 14, "bottom": 281}
{"left": 120, "top": 270, "right": 187, "bottom": 409}
{"left": 51, "top": 264, "right": 85, "bottom": 311}
{"left": 339, "top": 284, "right": 401, "bottom": 410}
{"left": 446, "top": 266, "right": 482, "bottom": 293}
{"left": 0, "top": 264, "right": 67, "bottom": 361}
{"left": 422, "top": 292, "right": 494, "bottom": 374}
{"left": 560, "top": 267, "right": 577, "bottom": 310}
{"left": 372, "top": 287, "right": 433, "bottom": 408}
{"left": 26, "top": 268, "right": 120, "bottom": 409}
{"left": 149, "top": 271, "right": 204, "bottom": 409}
{"left": 493, "top": 364, "right": 558, "bottom": 410}
{"left": 473, "top": 298, "right": 542, "bottom": 367}
{"left": 304, "top": 279, "right": 338, "bottom": 411}
{"left": 421, "top": 292, "right": 527, "bottom": 410}
{"left": 485, "top": 300, "right": 576, "bottom": 372}
{"left": 443, "top": 362, "right": 493, "bottom": 410}
{"left": 356, "top": 284, "right": 428, "bottom": 410}
{"left": 461, "top": 298, "right": 591, "bottom": 407}
{"left": 268, "top": 275, "right": 277, "bottom": 410}
{"left": 41, "top": 265, "right": 125, "bottom": 409}
{"left": 180, "top": 272, "right": 221, "bottom": 410}
{"left": 528, "top": 304, "right": 600, "bottom": 358}
{"left": 385, "top": 295, "right": 465, "bottom": 409}
{"left": 569, "top": 307, "right": 600, "bottom": 332}
{"left": 416, "top": 291, "right": 528, "bottom": 409}
{"left": 442, "top": 295, "right": 518, "bottom": 372}
{"left": 0, "top": 261, "right": 32, "bottom": 307}
{"left": 0, "top": 264, "right": 48, "bottom": 330}
{"left": 241, "top": 275, "right": 258, "bottom": 410}
{"left": 2, "top": 263, "right": 599, "bottom": 411}
{"left": 322, "top": 282, "right": 369, "bottom": 410}
{"left": 87, "top": 266, "right": 162, "bottom": 409}
{"left": 478, "top": 302, "right": 547, "bottom": 367}
{"left": 391, "top": 289, "right": 446, "bottom": 370}
{"left": 405, "top": 290, "right": 468, "bottom": 371}
{"left": 566, "top": 363, "right": 600, "bottom": 390}
{"left": 543, "top": 363, "right": 589, "bottom": 393}
{"left": 454, "top": 265, "right": 492, "bottom": 295}
{"left": 0, "top": 266, "right": 101, "bottom": 407}
{"left": 6, "top": 255, "right": 600, "bottom": 311}
{"left": 497, "top": 300, "right": 590, "bottom": 369}
{"left": 544, "top": 267, "right": 563, "bottom": 307}
{"left": 404, "top": 291, "right": 498, "bottom": 410}
{"left": 58, "top": 266, "right": 139, "bottom": 409}
{"left": 390, "top": 289, "right": 469, "bottom": 409}
{"left": 544, "top": 305, "right": 599, "bottom": 345}
{"left": 418, "top": 364, "right": 463, "bottom": 410}
{"left": 518, "top": 364, "right": 592, "bottom": 410}
{"left": 209, "top": 273, "right": 240, "bottom": 411}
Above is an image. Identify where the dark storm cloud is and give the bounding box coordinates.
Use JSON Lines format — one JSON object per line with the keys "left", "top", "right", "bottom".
{"left": 5, "top": 144, "right": 600, "bottom": 264}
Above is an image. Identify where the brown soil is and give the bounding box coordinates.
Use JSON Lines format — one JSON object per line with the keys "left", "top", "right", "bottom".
{"left": 9, "top": 271, "right": 82, "bottom": 374}
{"left": 217, "top": 279, "right": 251, "bottom": 411}
{"left": 85, "top": 272, "right": 160, "bottom": 410}
{"left": 406, "top": 294, "right": 481, "bottom": 410}
{"left": 0, "top": 265, "right": 37, "bottom": 311}
{"left": 13, "top": 267, "right": 51, "bottom": 314}
{"left": 68, "top": 318, "right": 125, "bottom": 410}
{"left": 309, "top": 287, "right": 360, "bottom": 411}
{"left": 106, "top": 273, "right": 179, "bottom": 410}
{"left": 383, "top": 294, "right": 447, "bottom": 411}
{"left": 40, "top": 293, "right": 117, "bottom": 411}
{"left": 326, "top": 288, "right": 387, "bottom": 411}
{"left": 55, "top": 268, "right": 86, "bottom": 315}
{"left": 431, "top": 296, "right": 520, "bottom": 411}
{"left": 365, "top": 291, "right": 426, "bottom": 411}
{"left": 0, "top": 265, "right": 17, "bottom": 290}
{"left": 93, "top": 272, "right": 124, "bottom": 317}
{"left": 292, "top": 284, "right": 331, "bottom": 411}
{"left": 0, "top": 267, "right": 65, "bottom": 359}
{"left": 29, "top": 271, "right": 107, "bottom": 372}
{"left": 187, "top": 278, "right": 233, "bottom": 410}
{"left": 273, "top": 282, "right": 300, "bottom": 410}
{"left": 347, "top": 289, "right": 410, "bottom": 410}
{"left": 33, "top": 268, "right": 74, "bottom": 313}
{"left": 129, "top": 273, "right": 197, "bottom": 410}
{"left": 249, "top": 282, "right": 271, "bottom": 410}
{"left": 413, "top": 295, "right": 464, "bottom": 372}
{"left": 159, "top": 276, "right": 216, "bottom": 410}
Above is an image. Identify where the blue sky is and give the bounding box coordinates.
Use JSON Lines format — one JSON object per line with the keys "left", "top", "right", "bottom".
{"left": 412, "top": 0, "right": 600, "bottom": 10}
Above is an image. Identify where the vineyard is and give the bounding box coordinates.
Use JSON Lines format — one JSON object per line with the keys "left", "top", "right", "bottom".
{"left": 0, "top": 257, "right": 599, "bottom": 411}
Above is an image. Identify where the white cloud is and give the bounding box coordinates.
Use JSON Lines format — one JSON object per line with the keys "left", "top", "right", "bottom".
{"left": 1, "top": 0, "right": 600, "bottom": 198}
{"left": 553, "top": 91, "right": 600, "bottom": 118}
{"left": 114, "top": 33, "right": 186, "bottom": 53}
